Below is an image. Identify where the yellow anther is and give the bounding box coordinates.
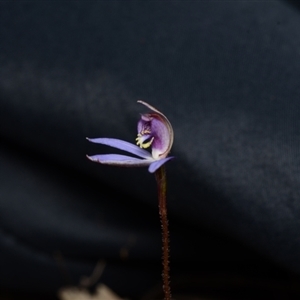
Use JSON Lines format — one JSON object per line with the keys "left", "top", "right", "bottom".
{"left": 136, "top": 136, "right": 142, "bottom": 147}
{"left": 140, "top": 137, "right": 154, "bottom": 149}
{"left": 135, "top": 136, "right": 154, "bottom": 149}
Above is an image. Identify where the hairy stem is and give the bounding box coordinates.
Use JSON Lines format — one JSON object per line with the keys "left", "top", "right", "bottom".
{"left": 155, "top": 165, "right": 171, "bottom": 300}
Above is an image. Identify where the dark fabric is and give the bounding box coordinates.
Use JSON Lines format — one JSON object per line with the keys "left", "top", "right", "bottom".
{"left": 1, "top": 1, "right": 300, "bottom": 298}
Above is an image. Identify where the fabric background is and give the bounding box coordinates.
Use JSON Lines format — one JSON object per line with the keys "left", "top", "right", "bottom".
{"left": 1, "top": 1, "right": 300, "bottom": 298}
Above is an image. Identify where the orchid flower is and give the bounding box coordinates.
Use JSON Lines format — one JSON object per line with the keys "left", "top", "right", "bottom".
{"left": 86, "top": 100, "right": 174, "bottom": 173}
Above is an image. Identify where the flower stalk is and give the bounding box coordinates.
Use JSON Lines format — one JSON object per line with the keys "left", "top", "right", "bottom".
{"left": 86, "top": 101, "right": 174, "bottom": 299}
{"left": 155, "top": 165, "right": 171, "bottom": 300}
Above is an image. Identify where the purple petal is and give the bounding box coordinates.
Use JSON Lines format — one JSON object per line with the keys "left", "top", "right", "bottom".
{"left": 86, "top": 154, "right": 153, "bottom": 167}
{"left": 150, "top": 117, "right": 171, "bottom": 159}
{"left": 137, "top": 101, "right": 174, "bottom": 159}
{"left": 148, "top": 156, "right": 174, "bottom": 173}
{"left": 86, "top": 138, "right": 152, "bottom": 159}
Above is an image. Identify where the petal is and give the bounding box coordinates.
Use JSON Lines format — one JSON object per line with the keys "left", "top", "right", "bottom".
{"left": 137, "top": 101, "right": 174, "bottom": 159}
{"left": 86, "top": 154, "right": 153, "bottom": 167}
{"left": 148, "top": 156, "right": 174, "bottom": 173}
{"left": 86, "top": 138, "right": 152, "bottom": 159}
{"left": 137, "top": 100, "right": 165, "bottom": 115}
{"left": 150, "top": 116, "right": 171, "bottom": 159}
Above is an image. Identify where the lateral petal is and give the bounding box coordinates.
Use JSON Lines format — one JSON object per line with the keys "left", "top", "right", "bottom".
{"left": 86, "top": 154, "right": 153, "bottom": 167}
{"left": 86, "top": 138, "right": 152, "bottom": 158}
{"left": 148, "top": 157, "right": 174, "bottom": 173}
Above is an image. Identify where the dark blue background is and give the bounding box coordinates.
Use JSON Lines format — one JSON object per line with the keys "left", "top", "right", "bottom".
{"left": 1, "top": 1, "right": 300, "bottom": 298}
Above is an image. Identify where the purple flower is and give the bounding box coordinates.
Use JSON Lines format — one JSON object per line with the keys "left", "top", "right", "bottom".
{"left": 86, "top": 100, "right": 174, "bottom": 173}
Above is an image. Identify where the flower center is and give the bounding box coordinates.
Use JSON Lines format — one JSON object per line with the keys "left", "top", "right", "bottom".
{"left": 135, "top": 127, "right": 154, "bottom": 149}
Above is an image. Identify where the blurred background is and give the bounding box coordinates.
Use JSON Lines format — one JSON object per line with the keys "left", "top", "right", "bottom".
{"left": 1, "top": 1, "right": 300, "bottom": 299}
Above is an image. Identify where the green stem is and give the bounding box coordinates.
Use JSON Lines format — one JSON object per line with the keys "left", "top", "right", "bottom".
{"left": 155, "top": 165, "right": 171, "bottom": 300}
